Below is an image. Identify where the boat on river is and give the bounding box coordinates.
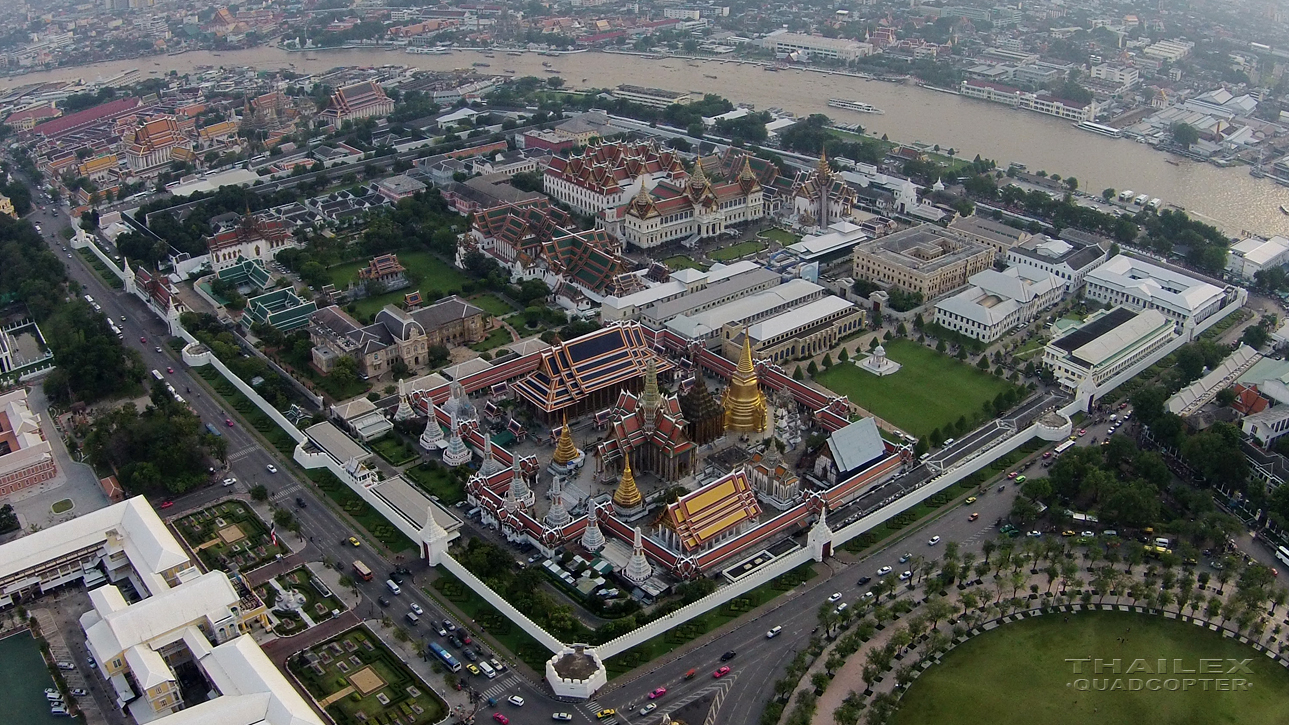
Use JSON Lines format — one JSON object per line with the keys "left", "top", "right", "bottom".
{"left": 827, "top": 98, "right": 884, "bottom": 114}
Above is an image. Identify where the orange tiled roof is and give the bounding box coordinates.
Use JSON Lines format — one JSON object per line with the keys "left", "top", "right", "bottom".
{"left": 660, "top": 469, "right": 761, "bottom": 551}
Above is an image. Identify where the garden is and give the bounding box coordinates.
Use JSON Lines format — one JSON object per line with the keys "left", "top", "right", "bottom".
{"left": 759, "top": 227, "right": 802, "bottom": 246}
{"left": 894, "top": 611, "right": 1289, "bottom": 725}
{"left": 327, "top": 250, "right": 471, "bottom": 324}
{"left": 404, "top": 462, "right": 466, "bottom": 505}
{"left": 257, "top": 566, "right": 347, "bottom": 636}
{"left": 175, "top": 500, "right": 288, "bottom": 573}
{"left": 308, "top": 470, "right": 415, "bottom": 552}
{"left": 287, "top": 626, "right": 446, "bottom": 725}
{"left": 814, "top": 339, "right": 1018, "bottom": 438}
{"left": 708, "top": 239, "right": 766, "bottom": 262}
{"left": 370, "top": 434, "right": 421, "bottom": 467}
{"left": 468, "top": 326, "right": 513, "bottom": 353}
{"left": 468, "top": 293, "right": 516, "bottom": 318}
{"left": 663, "top": 255, "right": 707, "bottom": 272}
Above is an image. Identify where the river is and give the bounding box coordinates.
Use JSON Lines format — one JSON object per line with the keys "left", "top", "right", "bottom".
{"left": 8, "top": 46, "right": 1289, "bottom": 236}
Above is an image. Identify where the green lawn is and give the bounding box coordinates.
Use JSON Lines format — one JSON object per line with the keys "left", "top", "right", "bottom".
{"left": 175, "top": 500, "right": 288, "bottom": 572}
{"left": 329, "top": 250, "right": 472, "bottom": 324}
{"left": 405, "top": 463, "right": 466, "bottom": 504}
{"left": 469, "top": 293, "right": 515, "bottom": 317}
{"left": 708, "top": 240, "right": 765, "bottom": 262}
{"left": 470, "top": 326, "right": 513, "bottom": 352}
{"left": 663, "top": 255, "right": 707, "bottom": 271}
{"left": 895, "top": 611, "right": 1289, "bottom": 725}
{"left": 759, "top": 227, "right": 801, "bottom": 245}
{"left": 370, "top": 435, "right": 420, "bottom": 467}
{"left": 814, "top": 338, "right": 1015, "bottom": 437}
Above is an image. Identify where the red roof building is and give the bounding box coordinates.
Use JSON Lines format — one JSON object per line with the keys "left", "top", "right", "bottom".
{"left": 318, "top": 81, "right": 394, "bottom": 128}
{"left": 206, "top": 214, "right": 296, "bottom": 272}
{"left": 32, "top": 97, "right": 140, "bottom": 140}
{"left": 543, "top": 140, "right": 687, "bottom": 216}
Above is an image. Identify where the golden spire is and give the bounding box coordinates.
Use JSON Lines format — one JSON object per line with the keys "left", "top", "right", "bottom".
{"left": 553, "top": 415, "right": 579, "bottom": 466}
{"left": 641, "top": 357, "right": 660, "bottom": 417}
{"left": 817, "top": 148, "right": 831, "bottom": 177}
{"left": 688, "top": 158, "right": 711, "bottom": 197}
{"left": 723, "top": 330, "right": 768, "bottom": 434}
{"left": 613, "top": 454, "right": 643, "bottom": 509}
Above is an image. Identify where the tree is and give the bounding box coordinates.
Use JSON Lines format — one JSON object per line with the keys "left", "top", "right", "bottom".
{"left": 1171, "top": 122, "right": 1200, "bottom": 149}
{"left": 793, "top": 366, "right": 805, "bottom": 381}
{"left": 1242, "top": 324, "right": 1270, "bottom": 349}
{"left": 330, "top": 355, "right": 359, "bottom": 388}
{"left": 250, "top": 484, "right": 269, "bottom": 502}
{"left": 807, "top": 360, "right": 819, "bottom": 376}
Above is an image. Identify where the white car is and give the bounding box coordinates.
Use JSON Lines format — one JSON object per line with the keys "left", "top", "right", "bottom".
{"left": 876, "top": 565, "right": 893, "bottom": 576}
{"left": 508, "top": 695, "right": 525, "bottom": 707}
{"left": 898, "top": 553, "right": 911, "bottom": 563}
{"left": 927, "top": 536, "right": 942, "bottom": 546}
{"left": 266, "top": 464, "right": 278, "bottom": 474}
{"left": 552, "top": 715, "right": 573, "bottom": 722}
{"left": 862, "top": 591, "right": 875, "bottom": 600}
{"left": 410, "top": 602, "right": 424, "bottom": 616}
{"left": 899, "top": 570, "right": 913, "bottom": 581}
{"left": 827, "top": 592, "right": 842, "bottom": 602}
{"left": 766, "top": 625, "right": 783, "bottom": 638}
{"left": 640, "top": 703, "right": 658, "bottom": 715}
{"left": 222, "top": 477, "right": 237, "bottom": 487}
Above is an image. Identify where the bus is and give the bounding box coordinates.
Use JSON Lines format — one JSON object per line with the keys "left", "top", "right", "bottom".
{"left": 1054, "top": 440, "right": 1076, "bottom": 456}
{"left": 151, "top": 369, "right": 165, "bottom": 382}
{"left": 429, "top": 642, "right": 462, "bottom": 672}
{"left": 352, "top": 560, "right": 373, "bottom": 582}
{"left": 1277, "top": 547, "right": 1289, "bottom": 567}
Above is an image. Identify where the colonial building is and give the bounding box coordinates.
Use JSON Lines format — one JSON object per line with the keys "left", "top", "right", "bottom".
{"left": 317, "top": 81, "right": 395, "bottom": 128}
{"left": 206, "top": 214, "right": 298, "bottom": 272}
{"left": 309, "top": 297, "right": 488, "bottom": 379}
{"left": 722, "top": 295, "right": 865, "bottom": 365}
{"left": 612, "top": 158, "right": 765, "bottom": 250}
{"left": 593, "top": 359, "right": 695, "bottom": 481}
{"left": 543, "top": 140, "right": 687, "bottom": 216}
{"left": 852, "top": 224, "right": 995, "bottom": 299}
{"left": 124, "top": 117, "right": 193, "bottom": 172}
{"left": 0, "top": 388, "right": 56, "bottom": 500}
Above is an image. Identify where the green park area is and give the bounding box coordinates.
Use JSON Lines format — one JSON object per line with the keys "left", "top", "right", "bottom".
{"left": 709, "top": 240, "right": 766, "bottom": 262}
{"left": 663, "top": 255, "right": 707, "bottom": 271}
{"left": 256, "top": 566, "right": 347, "bottom": 636}
{"left": 469, "top": 293, "right": 516, "bottom": 318}
{"left": 405, "top": 462, "right": 466, "bottom": 505}
{"left": 370, "top": 434, "right": 421, "bottom": 467}
{"left": 469, "top": 326, "right": 513, "bottom": 352}
{"left": 814, "top": 339, "right": 1016, "bottom": 438}
{"left": 895, "top": 611, "right": 1289, "bottom": 725}
{"left": 288, "top": 626, "right": 445, "bottom": 725}
{"left": 175, "top": 500, "right": 288, "bottom": 572}
{"left": 759, "top": 227, "right": 801, "bottom": 245}
{"left": 327, "top": 250, "right": 471, "bottom": 323}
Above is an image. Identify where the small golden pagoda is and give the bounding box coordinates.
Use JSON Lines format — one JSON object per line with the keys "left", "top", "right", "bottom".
{"left": 722, "top": 331, "right": 768, "bottom": 434}
{"left": 552, "top": 416, "right": 579, "bottom": 466}
{"left": 612, "top": 455, "right": 643, "bottom": 510}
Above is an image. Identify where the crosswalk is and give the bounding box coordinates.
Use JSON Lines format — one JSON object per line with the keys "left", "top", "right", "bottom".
{"left": 479, "top": 674, "right": 520, "bottom": 700}
{"left": 962, "top": 524, "right": 996, "bottom": 546}
{"left": 229, "top": 446, "right": 258, "bottom": 462}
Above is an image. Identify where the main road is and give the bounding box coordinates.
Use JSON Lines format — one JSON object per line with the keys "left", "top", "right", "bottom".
{"left": 37, "top": 194, "right": 1041, "bottom": 724}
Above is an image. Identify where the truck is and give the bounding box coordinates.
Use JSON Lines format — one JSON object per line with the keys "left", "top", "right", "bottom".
{"left": 353, "top": 560, "right": 373, "bottom": 582}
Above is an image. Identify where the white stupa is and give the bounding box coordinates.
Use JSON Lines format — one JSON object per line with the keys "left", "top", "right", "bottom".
{"left": 419, "top": 394, "right": 444, "bottom": 450}
{"left": 857, "top": 343, "right": 901, "bottom": 377}
{"left": 441, "top": 410, "right": 472, "bottom": 467}
{"left": 442, "top": 381, "right": 476, "bottom": 422}
{"left": 545, "top": 476, "right": 572, "bottom": 529}
{"left": 392, "top": 378, "right": 415, "bottom": 422}
{"left": 581, "top": 502, "right": 606, "bottom": 552}
{"left": 478, "top": 434, "right": 504, "bottom": 476}
{"left": 510, "top": 455, "right": 533, "bottom": 508}
{"left": 623, "top": 526, "right": 653, "bottom": 585}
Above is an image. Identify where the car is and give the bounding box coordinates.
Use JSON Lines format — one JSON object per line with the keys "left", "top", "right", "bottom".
{"left": 390, "top": 573, "right": 404, "bottom": 585}
{"left": 444, "top": 620, "right": 457, "bottom": 632}
{"left": 436, "top": 625, "right": 448, "bottom": 636}
{"left": 595, "top": 709, "right": 617, "bottom": 719}
{"left": 1014, "top": 475, "right": 1027, "bottom": 484}
{"left": 348, "top": 536, "right": 361, "bottom": 547}
{"left": 720, "top": 651, "right": 737, "bottom": 662}
{"left": 394, "top": 566, "right": 412, "bottom": 577}
{"left": 1102, "top": 530, "right": 1118, "bottom": 537}
{"left": 1062, "top": 530, "right": 1076, "bottom": 537}
{"left": 166, "top": 366, "right": 174, "bottom": 374}
{"left": 713, "top": 666, "right": 731, "bottom": 678}
{"left": 1081, "top": 530, "right": 1095, "bottom": 538}
{"left": 410, "top": 603, "right": 424, "bottom": 616}
{"left": 968, "top": 512, "right": 980, "bottom": 521}
{"left": 857, "top": 575, "right": 872, "bottom": 585}
{"left": 120, "top": 315, "right": 126, "bottom": 322}
{"left": 50, "top": 706, "right": 68, "bottom": 717}
{"left": 70, "top": 689, "right": 86, "bottom": 697}
{"left": 553, "top": 714, "right": 574, "bottom": 721}
{"left": 827, "top": 592, "right": 842, "bottom": 602}
{"left": 898, "top": 553, "right": 911, "bottom": 563}
{"left": 1028, "top": 530, "right": 1042, "bottom": 538}
{"left": 834, "top": 602, "right": 848, "bottom": 614}
{"left": 876, "top": 565, "right": 893, "bottom": 576}
{"left": 155, "top": 346, "right": 163, "bottom": 353}
{"left": 766, "top": 625, "right": 783, "bottom": 638}
{"left": 1007, "top": 471, "right": 1018, "bottom": 479}
{"left": 461, "top": 634, "right": 472, "bottom": 645}
{"left": 1078, "top": 428, "right": 1087, "bottom": 437}
{"left": 492, "top": 714, "right": 509, "bottom": 725}
{"left": 640, "top": 703, "right": 658, "bottom": 715}
{"left": 225, "top": 418, "right": 234, "bottom": 427}
{"left": 56, "top": 661, "right": 75, "bottom": 671}
{"left": 140, "top": 336, "right": 147, "bottom": 343}
{"left": 462, "top": 648, "right": 478, "bottom": 661}
{"left": 266, "top": 464, "right": 278, "bottom": 474}
{"left": 649, "top": 687, "right": 667, "bottom": 699}
{"left": 899, "top": 570, "right": 912, "bottom": 581}
{"left": 222, "top": 478, "right": 236, "bottom": 487}
{"left": 296, "top": 497, "right": 307, "bottom": 508}
{"left": 449, "top": 634, "right": 463, "bottom": 648}
{"left": 66, "top": 253, "right": 71, "bottom": 258}
{"left": 927, "top": 536, "right": 942, "bottom": 546}
{"left": 466, "top": 664, "right": 481, "bottom": 676}
{"left": 965, "top": 496, "right": 977, "bottom": 504}
{"left": 490, "top": 657, "right": 506, "bottom": 672}
{"left": 509, "top": 695, "right": 525, "bottom": 706}
{"left": 1042, "top": 451, "right": 1053, "bottom": 459}
{"left": 861, "top": 591, "right": 875, "bottom": 600}
{"left": 378, "top": 596, "right": 390, "bottom": 607}
{"left": 159, "top": 499, "right": 174, "bottom": 509}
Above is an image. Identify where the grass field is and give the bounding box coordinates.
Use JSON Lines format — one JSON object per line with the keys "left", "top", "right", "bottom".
{"left": 663, "top": 255, "right": 707, "bottom": 271}
{"left": 759, "top": 227, "right": 801, "bottom": 245}
{"left": 469, "top": 326, "right": 513, "bottom": 352}
{"left": 404, "top": 463, "right": 465, "bottom": 504}
{"left": 469, "top": 293, "right": 515, "bottom": 317}
{"left": 814, "top": 339, "right": 1014, "bottom": 437}
{"left": 895, "top": 611, "right": 1289, "bottom": 725}
{"left": 709, "top": 240, "right": 766, "bottom": 262}
{"left": 0, "top": 632, "right": 64, "bottom": 724}
{"left": 328, "top": 251, "right": 471, "bottom": 324}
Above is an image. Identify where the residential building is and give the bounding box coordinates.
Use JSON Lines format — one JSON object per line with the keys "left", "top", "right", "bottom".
{"left": 933, "top": 266, "right": 1064, "bottom": 342}
{"left": 852, "top": 224, "right": 995, "bottom": 299}
{"left": 1143, "top": 39, "right": 1194, "bottom": 62}
{"left": 760, "top": 30, "right": 874, "bottom": 61}
{"left": 1043, "top": 307, "right": 1178, "bottom": 390}
{"left": 206, "top": 214, "right": 298, "bottom": 272}
{"left": 1227, "top": 236, "right": 1289, "bottom": 280}
{"left": 947, "top": 215, "right": 1032, "bottom": 256}
{"left": 543, "top": 140, "right": 687, "bottom": 216}
{"left": 1242, "top": 406, "right": 1289, "bottom": 446}
{"left": 721, "top": 295, "right": 864, "bottom": 364}
{"left": 1090, "top": 64, "right": 1140, "bottom": 91}
{"left": 374, "top": 174, "right": 427, "bottom": 202}
{"left": 1083, "top": 254, "right": 1227, "bottom": 327}
{"left": 0, "top": 388, "right": 56, "bottom": 499}
{"left": 611, "top": 85, "right": 692, "bottom": 109}
{"left": 1005, "top": 234, "right": 1107, "bottom": 291}
{"left": 124, "top": 117, "right": 193, "bottom": 172}
{"left": 0, "top": 194, "right": 14, "bottom": 219}
{"left": 309, "top": 296, "right": 487, "bottom": 379}
{"left": 612, "top": 158, "right": 765, "bottom": 249}
{"left": 317, "top": 81, "right": 395, "bottom": 127}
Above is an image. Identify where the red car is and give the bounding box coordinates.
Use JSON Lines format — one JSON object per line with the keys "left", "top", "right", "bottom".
{"left": 492, "top": 715, "right": 509, "bottom": 725}
{"left": 140, "top": 336, "right": 147, "bottom": 343}
{"left": 713, "top": 666, "right": 730, "bottom": 678}
{"left": 225, "top": 418, "right": 234, "bottom": 427}
{"left": 649, "top": 687, "right": 667, "bottom": 699}
{"left": 166, "top": 367, "right": 174, "bottom": 374}
{"left": 160, "top": 500, "right": 174, "bottom": 509}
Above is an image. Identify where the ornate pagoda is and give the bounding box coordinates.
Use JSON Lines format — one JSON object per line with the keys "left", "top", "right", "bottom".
{"left": 679, "top": 375, "right": 724, "bottom": 445}
{"left": 548, "top": 416, "right": 585, "bottom": 476}
{"left": 722, "top": 332, "right": 768, "bottom": 434}
{"left": 611, "top": 455, "right": 646, "bottom": 520}
{"left": 593, "top": 358, "right": 695, "bottom": 481}
{"left": 418, "top": 394, "right": 444, "bottom": 451}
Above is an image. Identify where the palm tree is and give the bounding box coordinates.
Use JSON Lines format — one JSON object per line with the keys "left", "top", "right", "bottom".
{"left": 1158, "top": 590, "right": 1175, "bottom": 613}
{"left": 1216, "top": 568, "right": 1233, "bottom": 594}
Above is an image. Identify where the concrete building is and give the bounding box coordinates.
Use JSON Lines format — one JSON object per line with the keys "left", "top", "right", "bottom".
{"left": 666, "top": 278, "right": 827, "bottom": 346}
{"left": 851, "top": 224, "right": 994, "bottom": 299}
{"left": 1227, "top": 236, "right": 1289, "bottom": 280}
{"left": 1143, "top": 39, "right": 1194, "bottom": 62}
{"left": 309, "top": 297, "right": 488, "bottom": 379}
{"left": 1083, "top": 254, "right": 1227, "bottom": 327}
{"left": 947, "top": 215, "right": 1032, "bottom": 256}
{"left": 721, "top": 295, "right": 864, "bottom": 364}
{"left": 601, "top": 260, "right": 768, "bottom": 322}
{"left": 933, "top": 266, "right": 1063, "bottom": 342}
{"left": 1043, "top": 307, "right": 1178, "bottom": 390}
{"left": 1005, "top": 234, "right": 1107, "bottom": 291}
{"left": 0, "top": 388, "right": 56, "bottom": 498}
{"left": 1090, "top": 64, "right": 1140, "bottom": 91}
{"left": 611, "top": 85, "right": 692, "bottom": 109}
{"left": 638, "top": 264, "right": 783, "bottom": 328}
{"left": 760, "top": 30, "right": 874, "bottom": 61}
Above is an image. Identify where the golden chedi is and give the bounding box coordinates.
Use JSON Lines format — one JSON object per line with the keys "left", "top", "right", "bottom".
{"left": 722, "top": 332, "right": 768, "bottom": 434}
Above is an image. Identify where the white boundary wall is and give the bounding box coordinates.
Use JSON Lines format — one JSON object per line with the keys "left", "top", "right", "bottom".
{"left": 438, "top": 555, "right": 565, "bottom": 653}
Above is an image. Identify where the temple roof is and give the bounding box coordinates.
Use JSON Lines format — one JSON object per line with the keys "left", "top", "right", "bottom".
{"left": 660, "top": 469, "right": 761, "bottom": 551}
{"left": 513, "top": 322, "right": 674, "bottom": 414}
{"left": 597, "top": 390, "right": 694, "bottom": 462}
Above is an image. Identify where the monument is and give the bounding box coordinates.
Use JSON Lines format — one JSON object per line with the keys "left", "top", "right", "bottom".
{"left": 857, "top": 343, "right": 901, "bottom": 377}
